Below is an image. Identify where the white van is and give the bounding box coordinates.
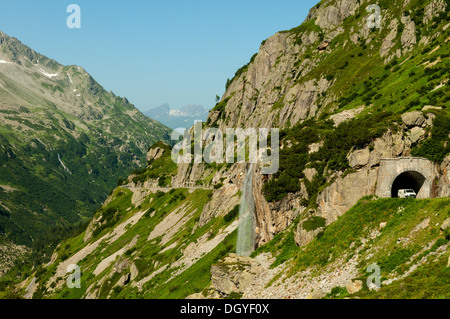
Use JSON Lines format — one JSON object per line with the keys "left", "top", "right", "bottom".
{"left": 398, "top": 189, "right": 417, "bottom": 198}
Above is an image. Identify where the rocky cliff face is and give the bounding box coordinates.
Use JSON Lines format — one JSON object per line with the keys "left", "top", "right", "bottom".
{"left": 202, "top": 0, "right": 450, "bottom": 246}
{"left": 252, "top": 164, "right": 306, "bottom": 247}
{"left": 209, "top": 0, "right": 447, "bottom": 129}
{"left": 156, "top": 0, "right": 450, "bottom": 251}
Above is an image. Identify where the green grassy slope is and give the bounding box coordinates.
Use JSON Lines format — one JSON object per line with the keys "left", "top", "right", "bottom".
{"left": 21, "top": 187, "right": 237, "bottom": 299}
{"left": 2, "top": 148, "right": 238, "bottom": 299}
{"left": 252, "top": 196, "right": 450, "bottom": 299}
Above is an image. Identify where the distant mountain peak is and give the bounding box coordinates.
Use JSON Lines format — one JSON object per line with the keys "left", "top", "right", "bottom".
{"left": 0, "top": 30, "right": 59, "bottom": 70}
{"left": 151, "top": 103, "right": 170, "bottom": 114}
{"left": 145, "top": 104, "right": 209, "bottom": 130}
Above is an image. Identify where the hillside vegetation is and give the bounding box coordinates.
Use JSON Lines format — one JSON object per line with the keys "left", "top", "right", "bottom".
{"left": 0, "top": 31, "right": 172, "bottom": 250}
{"left": 1, "top": 0, "right": 449, "bottom": 300}
{"left": 250, "top": 197, "right": 449, "bottom": 299}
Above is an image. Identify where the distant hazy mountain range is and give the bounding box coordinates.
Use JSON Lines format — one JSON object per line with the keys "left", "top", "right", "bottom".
{"left": 144, "top": 104, "right": 209, "bottom": 130}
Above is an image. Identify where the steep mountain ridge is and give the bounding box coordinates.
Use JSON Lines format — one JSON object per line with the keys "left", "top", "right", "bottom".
{"left": 208, "top": 0, "right": 448, "bottom": 130}
{"left": 0, "top": 30, "right": 172, "bottom": 248}
{"left": 3, "top": 0, "right": 449, "bottom": 299}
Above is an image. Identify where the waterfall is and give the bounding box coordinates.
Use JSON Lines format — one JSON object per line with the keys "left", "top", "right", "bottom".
{"left": 236, "top": 164, "right": 256, "bottom": 257}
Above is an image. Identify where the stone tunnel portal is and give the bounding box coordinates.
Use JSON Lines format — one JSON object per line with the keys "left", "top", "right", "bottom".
{"left": 391, "top": 171, "right": 426, "bottom": 198}
{"left": 376, "top": 158, "right": 436, "bottom": 199}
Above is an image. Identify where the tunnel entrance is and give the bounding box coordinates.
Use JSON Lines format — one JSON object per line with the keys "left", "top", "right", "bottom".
{"left": 391, "top": 171, "right": 426, "bottom": 198}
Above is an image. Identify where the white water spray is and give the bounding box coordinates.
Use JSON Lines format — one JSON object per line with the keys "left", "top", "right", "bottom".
{"left": 236, "top": 164, "right": 256, "bottom": 257}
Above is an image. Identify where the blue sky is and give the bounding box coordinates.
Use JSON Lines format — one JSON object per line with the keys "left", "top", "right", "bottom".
{"left": 0, "top": 0, "right": 319, "bottom": 112}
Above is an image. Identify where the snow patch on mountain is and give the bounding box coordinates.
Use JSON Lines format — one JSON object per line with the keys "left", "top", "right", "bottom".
{"left": 39, "top": 68, "right": 58, "bottom": 78}
{"left": 144, "top": 104, "right": 209, "bottom": 130}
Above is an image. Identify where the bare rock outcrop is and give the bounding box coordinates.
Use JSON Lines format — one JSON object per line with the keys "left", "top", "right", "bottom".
{"left": 400, "top": 16, "right": 417, "bottom": 51}
{"left": 437, "top": 156, "right": 450, "bottom": 198}
{"left": 252, "top": 164, "right": 307, "bottom": 247}
{"left": 294, "top": 223, "right": 324, "bottom": 248}
{"left": 401, "top": 111, "right": 426, "bottom": 128}
{"left": 304, "top": 167, "right": 318, "bottom": 181}
{"left": 348, "top": 148, "right": 370, "bottom": 169}
{"left": 147, "top": 146, "right": 165, "bottom": 163}
{"left": 441, "top": 218, "right": 450, "bottom": 231}
{"left": 317, "top": 168, "right": 379, "bottom": 224}
{"left": 207, "top": 22, "right": 333, "bottom": 130}
{"left": 330, "top": 106, "right": 364, "bottom": 127}
{"left": 315, "top": 0, "right": 360, "bottom": 30}
{"left": 210, "top": 254, "right": 266, "bottom": 296}
{"left": 407, "top": 127, "right": 426, "bottom": 145}
{"left": 198, "top": 183, "right": 241, "bottom": 227}
{"left": 380, "top": 19, "right": 399, "bottom": 58}
{"left": 424, "top": 0, "right": 448, "bottom": 24}
{"left": 318, "top": 40, "right": 331, "bottom": 51}
{"left": 346, "top": 280, "right": 363, "bottom": 294}
{"left": 131, "top": 188, "right": 150, "bottom": 207}
{"left": 172, "top": 163, "right": 208, "bottom": 188}
{"left": 373, "top": 129, "right": 409, "bottom": 159}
